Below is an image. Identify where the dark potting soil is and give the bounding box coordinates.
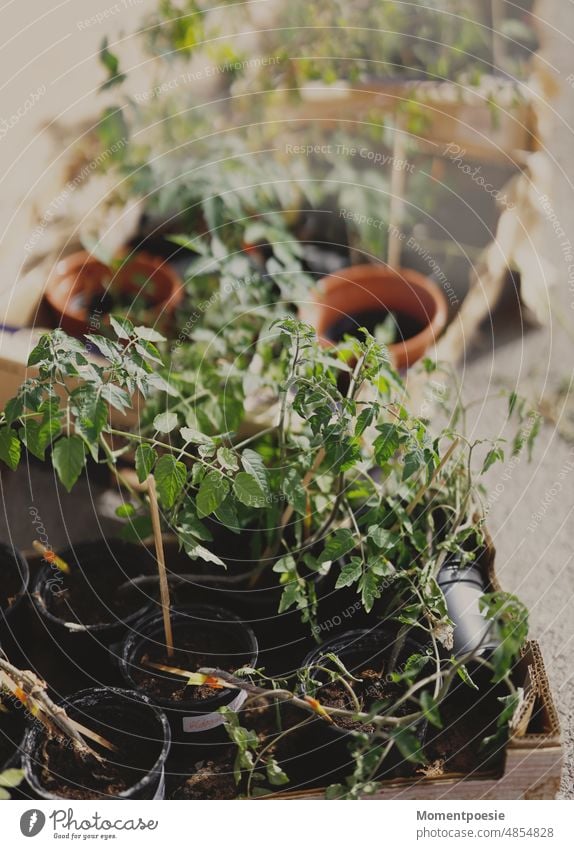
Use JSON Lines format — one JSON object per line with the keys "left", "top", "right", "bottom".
{"left": 132, "top": 628, "right": 239, "bottom": 703}
{"left": 0, "top": 566, "right": 23, "bottom": 612}
{"left": 173, "top": 754, "right": 237, "bottom": 800}
{"left": 319, "top": 668, "right": 407, "bottom": 733}
{"left": 424, "top": 687, "right": 503, "bottom": 775}
{"left": 325, "top": 309, "right": 425, "bottom": 345}
{"left": 44, "top": 561, "right": 153, "bottom": 627}
{"left": 38, "top": 719, "right": 160, "bottom": 800}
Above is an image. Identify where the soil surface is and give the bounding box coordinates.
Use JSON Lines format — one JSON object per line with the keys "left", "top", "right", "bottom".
{"left": 44, "top": 559, "right": 153, "bottom": 627}
{"left": 173, "top": 754, "right": 237, "bottom": 799}
{"left": 319, "top": 668, "right": 406, "bottom": 732}
{"left": 325, "top": 309, "right": 426, "bottom": 345}
{"left": 38, "top": 711, "right": 162, "bottom": 799}
{"left": 132, "top": 627, "right": 241, "bottom": 702}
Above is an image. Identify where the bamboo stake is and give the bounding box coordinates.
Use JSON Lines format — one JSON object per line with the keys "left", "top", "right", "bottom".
{"left": 146, "top": 474, "right": 174, "bottom": 657}
{"left": 387, "top": 115, "right": 408, "bottom": 269}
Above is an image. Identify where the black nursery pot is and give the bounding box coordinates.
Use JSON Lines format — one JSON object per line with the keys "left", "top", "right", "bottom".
{"left": 117, "top": 606, "right": 258, "bottom": 744}
{"left": 31, "top": 540, "right": 157, "bottom": 689}
{"left": 23, "top": 688, "right": 171, "bottom": 800}
{"left": 298, "top": 628, "right": 426, "bottom": 787}
{"left": 0, "top": 698, "right": 29, "bottom": 773}
{"left": 0, "top": 542, "right": 30, "bottom": 628}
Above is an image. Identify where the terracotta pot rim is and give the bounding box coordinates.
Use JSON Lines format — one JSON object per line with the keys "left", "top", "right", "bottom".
{"left": 45, "top": 249, "right": 184, "bottom": 326}
{"left": 309, "top": 263, "right": 449, "bottom": 369}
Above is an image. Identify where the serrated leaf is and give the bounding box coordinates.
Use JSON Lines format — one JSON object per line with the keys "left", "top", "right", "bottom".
{"left": 0, "top": 428, "right": 21, "bottom": 471}
{"left": 154, "top": 454, "right": 187, "bottom": 509}
{"left": 180, "top": 426, "right": 214, "bottom": 446}
{"left": 134, "top": 326, "right": 166, "bottom": 343}
{"left": 19, "top": 417, "right": 61, "bottom": 461}
{"left": 241, "top": 449, "right": 269, "bottom": 494}
{"left": 109, "top": 315, "right": 134, "bottom": 340}
{"left": 374, "top": 422, "right": 401, "bottom": 464}
{"left": 52, "top": 436, "right": 86, "bottom": 492}
{"left": 183, "top": 538, "right": 226, "bottom": 567}
{"left": 281, "top": 467, "right": 307, "bottom": 515}
{"left": 153, "top": 411, "right": 179, "bottom": 433}
{"left": 217, "top": 446, "right": 239, "bottom": 471}
{"left": 335, "top": 557, "right": 363, "bottom": 589}
{"left": 196, "top": 470, "right": 230, "bottom": 518}
{"left": 355, "top": 406, "right": 376, "bottom": 437}
{"left": 318, "top": 528, "right": 356, "bottom": 564}
{"left": 359, "top": 569, "right": 381, "bottom": 613}
{"left": 233, "top": 472, "right": 267, "bottom": 508}
{"left": 135, "top": 444, "right": 158, "bottom": 483}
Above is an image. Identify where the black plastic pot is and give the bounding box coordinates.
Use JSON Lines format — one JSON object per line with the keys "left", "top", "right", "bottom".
{"left": 23, "top": 687, "right": 171, "bottom": 800}
{"left": 0, "top": 541, "right": 30, "bottom": 666}
{"left": 30, "top": 540, "right": 157, "bottom": 690}
{"left": 0, "top": 699, "right": 29, "bottom": 772}
{"left": 298, "top": 628, "right": 427, "bottom": 787}
{"left": 117, "top": 605, "right": 258, "bottom": 744}
{"left": 164, "top": 534, "right": 333, "bottom": 676}
{"left": 437, "top": 558, "right": 499, "bottom": 658}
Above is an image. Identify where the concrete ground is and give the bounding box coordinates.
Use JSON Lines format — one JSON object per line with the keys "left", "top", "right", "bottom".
{"left": 0, "top": 0, "right": 572, "bottom": 798}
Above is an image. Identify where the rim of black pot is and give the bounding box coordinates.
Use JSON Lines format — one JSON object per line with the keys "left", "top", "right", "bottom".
{"left": 300, "top": 627, "right": 424, "bottom": 737}
{"left": 0, "top": 541, "right": 30, "bottom": 620}
{"left": 118, "top": 605, "right": 258, "bottom": 711}
{"left": 31, "top": 539, "right": 157, "bottom": 634}
{"left": 23, "top": 687, "right": 171, "bottom": 800}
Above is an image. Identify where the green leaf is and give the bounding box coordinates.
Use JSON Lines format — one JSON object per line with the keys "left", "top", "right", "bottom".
{"left": 233, "top": 472, "right": 267, "bottom": 508}
{"left": 335, "top": 557, "right": 363, "bottom": 589}
{"left": 359, "top": 569, "right": 381, "bottom": 613}
{"left": 75, "top": 392, "right": 108, "bottom": 445}
{"left": 0, "top": 768, "right": 23, "bottom": 788}
{"left": 120, "top": 514, "right": 153, "bottom": 543}
{"left": 153, "top": 411, "right": 179, "bottom": 433}
{"left": 355, "top": 406, "right": 376, "bottom": 437}
{"left": 27, "top": 334, "right": 51, "bottom": 366}
{"left": 374, "top": 423, "right": 401, "bottom": 464}
{"left": 134, "top": 326, "right": 166, "bottom": 343}
{"left": 0, "top": 427, "right": 21, "bottom": 470}
{"left": 217, "top": 446, "right": 239, "bottom": 471}
{"left": 281, "top": 467, "right": 307, "bottom": 515}
{"left": 52, "top": 436, "right": 86, "bottom": 492}
{"left": 402, "top": 450, "right": 420, "bottom": 481}
{"left": 99, "top": 37, "right": 126, "bottom": 89}
{"left": 241, "top": 449, "right": 269, "bottom": 494}
{"left": 368, "top": 526, "right": 399, "bottom": 550}
{"left": 196, "top": 470, "right": 230, "bottom": 519}
{"left": 154, "top": 455, "right": 187, "bottom": 509}
{"left": 390, "top": 728, "right": 426, "bottom": 764}
{"left": 4, "top": 395, "right": 24, "bottom": 426}
{"left": 420, "top": 691, "right": 442, "bottom": 728}
{"left": 115, "top": 503, "right": 136, "bottom": 518}
{"left": 135, "top": 444, "right": 157, "bottom": 483}
{"left": 180, "top": 426, "right": 214, "bottom": 446}
{"left": 482, "top": 447, "right": 504, "bottom": 474}
{"left": 19, "top": 418, "right": 60, "bottom": 461}
{"left": 319, "top": 528, "right": 356, "bottom": 564}
{"left": 182, "top": 538, "right": 226, "bottom": 567}
{"left": 266, "top": 758, "right": 289, "bottom": 786}
{"left": 109, "top": 315, "right": 134, "bottom": 340}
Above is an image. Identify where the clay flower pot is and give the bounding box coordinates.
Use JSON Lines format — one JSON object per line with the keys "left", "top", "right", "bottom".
{"left": 301, "top": 264, "right": 448, "bottom": 369}
{"left": 44, "top": 250, "right": 184, "bottom": 338}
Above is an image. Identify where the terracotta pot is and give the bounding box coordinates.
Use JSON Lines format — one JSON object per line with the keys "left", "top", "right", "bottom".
{"left": 302, "top": 264, "right": 448, "bottom": 370}
{"left": 44, "top": 250, "right": 184, "bottom": 338}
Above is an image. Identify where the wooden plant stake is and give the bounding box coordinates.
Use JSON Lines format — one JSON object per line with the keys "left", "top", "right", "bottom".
{"left": 146, "top": 474, "right": 174, "bottom": 658}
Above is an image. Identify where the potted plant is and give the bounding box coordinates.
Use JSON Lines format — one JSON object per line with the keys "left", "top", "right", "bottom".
{"left": 300, "top": 264, "right": 448, "bottom": 370}
{"left": 43, "top": 250, "right": 184, "bottom": 339}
